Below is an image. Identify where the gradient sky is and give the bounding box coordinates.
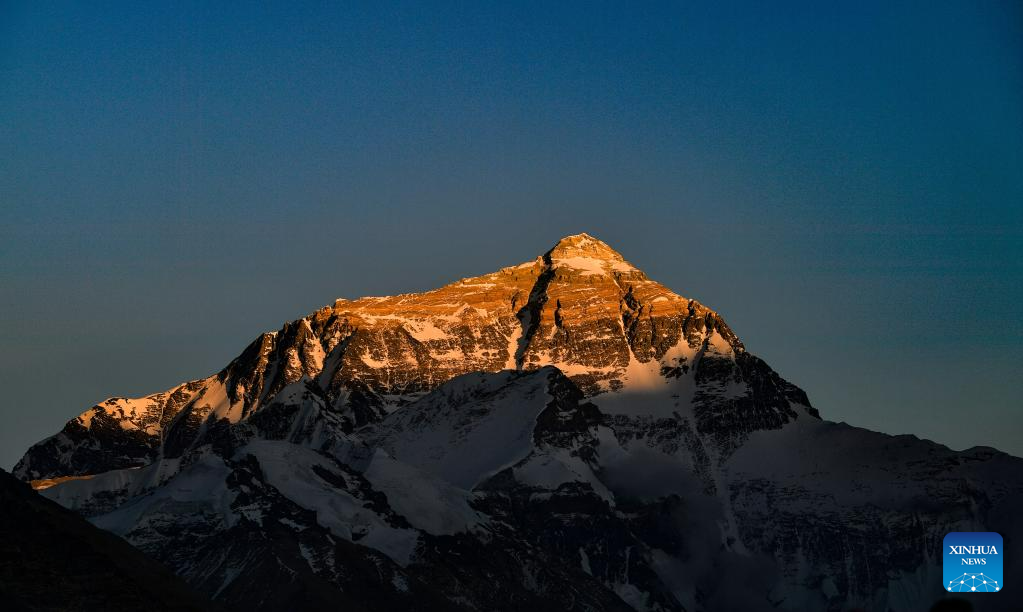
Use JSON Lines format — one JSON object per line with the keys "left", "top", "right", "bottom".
{"left": 1, "top": 1, "right": 1021, "bottom": 470}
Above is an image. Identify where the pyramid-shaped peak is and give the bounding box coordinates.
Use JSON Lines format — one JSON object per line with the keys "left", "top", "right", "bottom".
{"left": 546, "top": 233, "right": 625, "bottom": 262}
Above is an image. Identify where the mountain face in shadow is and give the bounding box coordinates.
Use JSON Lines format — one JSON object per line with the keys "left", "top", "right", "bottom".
{"left": 12, "top": 234, "right": 1021, "bottom": 611}
{"left": 0, "top": 468, "right": 215, "bottom": 612}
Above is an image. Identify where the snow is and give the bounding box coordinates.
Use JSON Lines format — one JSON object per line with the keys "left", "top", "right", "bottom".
{"left": 504, "top": 323, "right": 523, "bottom": 370}
{"left": 365, "top": 371, "right": 552, "bottom": 489}
{"left": 202, "top": 379, "right": 239, "bottom": 423}
{"left": 360, "top": 350, "right": 388, "bottom": 368}
{"left": 41, "top": 464, "right": 149, "bottom": 513}
{"left": 566, "top": 233, "right": 595, "bottom": 247}
{"left": 722, "top": 416, "right": 974, "bottom": 508}
{"left": 84, "top": 452, "right": 239, "bottom": 536}
{"left": 301, "top": 319, "right": 326, "bottom": 372}
{"left": 586, "top": 329, "right": 703, "bottom": 418}
{"left": 614, "top": 582, "right": 649, "bottom": 611}
{"left": 30, "top": 474, "right": 96, "bottom": 491}
{"left": 391, "top": 573, "right": 409, "bottom": 592}
{"left": 363, "top": 450, "right": 485, "bottom": 536}
{"left": 552, "top": 256, "right": 608, "bottom": 276}
{"left": 611, "top": 261, "right": 638, "bottom": 273}
{"left": 579, "top": 548, "right": 592, "bottom": 575}
{"left": 593, "top": 364, "right": 683, "bottom": 419}
{"left": 74, "top": 382, "right": 200, "bottom": 435}
{"left": 556, "top": 362, "right": 618, "bottom": 377}
{"left": 297, "top": 542, "right": 318, "bottom": 570}
{"left": 404, "top": 319, "right": 450, "bottom": 342}
{"left": 360, "top": 312, "right": 463, "bottom": 325}
{"left": 213, "top": 565, "right": 243, "bottom": 599}
{"left": 513, "top": 448, "right": 615, "bottom": 503}
{"left": 77, "top": 408, "right": 97, "bottom": 428}
{"left": 705, "top": 330, "right": 734, "bottom": 356}
{"left": 241, "top": 440, "right": 420, "bottom": 565}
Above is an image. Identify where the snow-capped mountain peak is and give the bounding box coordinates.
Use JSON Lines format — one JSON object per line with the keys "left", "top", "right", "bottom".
{"left": 14, "top": 234, "right": 1022, "bottom": 612}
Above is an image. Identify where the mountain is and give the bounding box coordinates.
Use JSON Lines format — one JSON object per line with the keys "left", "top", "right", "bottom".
{"left": 13, "top": 233, "right": 1021, "bottom": 611}
{"left": 0, "top": 468, "right": 216, "bottom": 611}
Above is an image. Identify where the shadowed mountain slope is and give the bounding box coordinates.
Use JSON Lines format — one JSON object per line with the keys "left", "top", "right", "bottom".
{"left": 0, "top": 468, "right": 215, "bottom": 612}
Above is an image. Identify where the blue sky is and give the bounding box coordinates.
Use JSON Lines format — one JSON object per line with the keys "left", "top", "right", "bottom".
{"left": 1, "top": 1, "right": 1021, "bottom": 469}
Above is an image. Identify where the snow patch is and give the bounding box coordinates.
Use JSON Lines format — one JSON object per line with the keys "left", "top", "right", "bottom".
{"left": 363, "top": 450, "right": 485, "bottom": 536}
{"left": 552, "top": 256, "right": 608, "bottom": 276}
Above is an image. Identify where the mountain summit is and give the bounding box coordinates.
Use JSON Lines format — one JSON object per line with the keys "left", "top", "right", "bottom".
{"left": 17, "top": 233, "right": 803, "bottom": 480}
{"left": 546, "top": 232, "right": 632, "bottom": 263}
{"left": 15, "top": 234, "right": 1022, "bottom": 612}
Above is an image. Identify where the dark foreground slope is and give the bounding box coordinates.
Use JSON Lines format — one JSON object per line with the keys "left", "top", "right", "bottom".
{"left": 0, "top": 468, "right": 215, "bottom": 612}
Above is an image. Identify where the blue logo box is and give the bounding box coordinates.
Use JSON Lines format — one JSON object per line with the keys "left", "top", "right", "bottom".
{"left": 943, "top": 532, "right": 1003, "bottom": 593}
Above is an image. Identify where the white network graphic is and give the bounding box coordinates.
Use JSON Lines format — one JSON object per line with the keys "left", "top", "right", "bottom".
{"left": 947, "top": 573, "right": 1000, "bottom": 592}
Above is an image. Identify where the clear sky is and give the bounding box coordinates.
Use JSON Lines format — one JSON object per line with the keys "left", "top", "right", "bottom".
{"left": 1, "top": 1, "right": 1021, "bottom": 469}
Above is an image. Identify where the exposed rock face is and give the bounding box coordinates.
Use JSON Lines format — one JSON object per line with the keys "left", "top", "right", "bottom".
{"left": 14, "top": 234, "right": 1022, "bottom": 612}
